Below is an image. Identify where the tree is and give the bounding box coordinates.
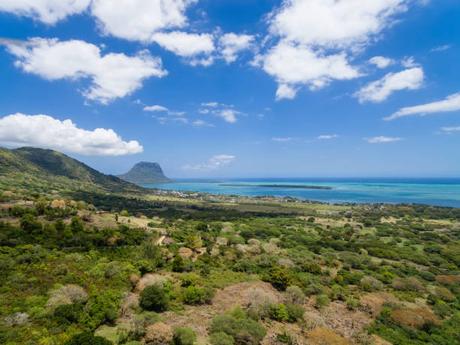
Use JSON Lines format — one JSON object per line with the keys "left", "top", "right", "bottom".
{"left": 140, "top": 285, "right": 169, "bottom": 312}
{"left": 65, "top": 332, "right": 112, "bottom": 345}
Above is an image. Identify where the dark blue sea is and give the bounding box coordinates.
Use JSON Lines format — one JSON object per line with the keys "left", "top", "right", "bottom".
{"left": 144, "top": 178, "right": 460, "bottom": 208}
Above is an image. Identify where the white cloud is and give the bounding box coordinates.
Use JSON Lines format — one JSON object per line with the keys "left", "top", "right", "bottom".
{"left": 151, "top": 31, "right": 215, "bottom": 57}
{"left": 192, "top": 119, "right": 214, "bottom": 127}
{"left": 385, "top": 92, "right": 460, "bottom": 121}
{"left": 0, "top": 113, "right": 142, "bottom": 156}
{"left": 272, "top": 137, "right": 293, "bottom": 142}
{"left": 7, "top": 38, "right": 166, "bottom": 104}
{"left": 269, "top": 0, "right": 408, "bottom": 48}
{"left": 91, "top": 0, "right": 197, "bottom": 42}
{"left": 262, "top": 41, "right": 360, "bottom": 99}
{"left": 431, "top": 44, "right": 451, "bottom": 53}
{"left": 258, "top": 0, "right": 410, "bottom": 100}
{"left": 355, "top": 67, "right": 424, "bottom": 103}
{"left": 219, "top": 33, "right": 254, "bottom": 63}
{"left": 199, "top": 103, "right": 240, "bottom": 124}
{"left": 276, "top": 84, "right": 298, "bottom": 100}
{"left": 366, "top": 136, "right": 402, "bottom": 144}
{"left": 183, "top": 154, "right": 235, "bottom": 171}
{"left": 0, "top": 0, "right": 90, "bottom": 24}
{"left": 441, "top": 126, "right": 460, "bottom": 133}
{"left": 144, "top": 105, "right": 169, "bottom": 112}
{"left": 369, "top": 56, "right": 394, "bottom": 69}
{"left": 215, "top": 109, "right": 237, "bottom": 123}
{"left": 317, "top": 134, "right": 338, "bottom": 140}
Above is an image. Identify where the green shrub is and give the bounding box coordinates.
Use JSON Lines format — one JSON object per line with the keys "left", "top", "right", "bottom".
{"left": 210, "top": 332, "right": 235, "bottom": 345}
{"left": 173, "top": 327, "right": 197, "bottom": 345}
{"left": 315, "top": 294, "right": 330, "bottom": 309}
{"left": 53, "top": 303, "right": 83, "bottom": 324}
{"left": 65, "top": 332, "right": 112, "bottom": 345}
{"left": 140, "top": 285, "right": 169, "bottom": 312}
{"left": 269, "top": 304, "right": 289, "bottom": 322}
{"left": 264, "top": 266, "right": 292, "bottom": 291}
{"left": 210, "top": 308, "right": 266, "bottom": 345}
{"left": 286, "top": 303, "right": 304, "bottom": 322}
{"left": 182, "top": 286, "right": 214, "bottom": 305}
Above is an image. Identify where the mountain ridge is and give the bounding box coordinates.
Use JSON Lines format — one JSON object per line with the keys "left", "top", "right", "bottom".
{"left": 0, "top": 146, "right": 143, "bottom": 193}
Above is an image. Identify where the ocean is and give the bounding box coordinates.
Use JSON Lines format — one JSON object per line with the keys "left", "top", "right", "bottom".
{"left": 143, "top": 178, "right": 460, "bottom": 208}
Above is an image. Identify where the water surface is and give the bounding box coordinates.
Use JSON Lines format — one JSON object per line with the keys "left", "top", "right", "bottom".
{"left": 144, "top": 178, "right": 460, "bottom": 208}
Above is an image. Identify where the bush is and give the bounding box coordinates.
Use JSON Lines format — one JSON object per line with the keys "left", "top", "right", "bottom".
{"left": 53, "top": 303, "right": 83, "bottom": 324}
{"left": 392, "top": 277, "right": 425, "bottom": 292}
{"left": 360, "top": 276, "right": 384, "bottom": 292}
{"left": 286, "top": 303, "right": 304, "bottom": 322}
{"left": 269, "top": 304, "right": 289, "bottom": 322}
{"left": 182, "top": 286, "right": 214, "bottom": 305}
{"left": 173, "top": 327, "right": 197, "bottom": 345}
{"left": 210, "top": 308, "right": 266, "bottom": 345}
{"left": 264, "top": 266, "right": 292, "bottom": 291}
{"left": 65, "top": 332, "right": 112, "bottom": 345}
{"left": 210, "top": 332, "right": 235, "bottom": 345}
{"left": 284, "top": 286, "right": 305, "bottom": 305}
{"left": 315, "top": 294, "right": 330, "bottom": 309}
{"left": 145, "top": 322, "right": 174, "bottom": 345}
{"left": 140, "top": 284, "right": 169, "bottom": 312}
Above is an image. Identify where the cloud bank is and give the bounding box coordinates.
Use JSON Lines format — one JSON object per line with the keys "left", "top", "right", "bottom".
{"left": 0, "top": 113, "right": 143, "bottom": 156}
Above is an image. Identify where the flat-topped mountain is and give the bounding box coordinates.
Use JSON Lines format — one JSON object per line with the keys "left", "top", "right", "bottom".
{"left": 118, "top": 161, "right": 171, "bottom": 185}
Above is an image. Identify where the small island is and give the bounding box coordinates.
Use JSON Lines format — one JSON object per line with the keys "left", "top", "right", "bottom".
{"left": 220, "top": 183, "right": 333, "bottom": 190}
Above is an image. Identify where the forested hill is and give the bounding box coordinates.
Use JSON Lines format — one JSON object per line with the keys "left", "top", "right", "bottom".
{"left": 0, "top": 147, "right": 143, "bottom": 193}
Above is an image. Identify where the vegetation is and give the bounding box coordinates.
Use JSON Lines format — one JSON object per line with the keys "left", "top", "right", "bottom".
{"left": 1, "top": 147, "right": 460, "bottom": 344}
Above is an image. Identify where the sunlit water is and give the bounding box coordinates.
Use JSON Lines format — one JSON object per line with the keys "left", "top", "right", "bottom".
{"left": 144, "top": 178, "right": 460, "bottom": 208}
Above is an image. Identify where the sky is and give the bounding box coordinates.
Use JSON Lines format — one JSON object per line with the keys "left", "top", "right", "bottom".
{"left": 0, "top": 0, "right": 459, "bottom": 178}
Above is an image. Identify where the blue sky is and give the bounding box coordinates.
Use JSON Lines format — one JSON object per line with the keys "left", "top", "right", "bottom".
{"left": 0, "top": 0, "right": 459, "bottom": 178}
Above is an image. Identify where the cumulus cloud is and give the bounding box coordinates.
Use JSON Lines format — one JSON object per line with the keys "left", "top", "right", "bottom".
{"left": 369, "top": 56, "right": 394, "bottom": 69}
{"left": 0, "top": 0, "right": 90, "bottom": 24}
{"left": 366, "top": 136, "right": 402, "bottom": 144}
{"left": 7, "top": 38, "right": 166, "bottom": 104}
{"left": 91, "top": 0, "right": 197, "bottom": 42}
{"left": 261, "top": 41, "right": 360, "bottom": 99}
{"left": 183, "top": 154, "right": 235, "bottom": 171}
{"left": 151, "top": 31, "right": 215, "bottom": 58}
{"left": 219, "top": 33, "right": 254, "bottom": 63}
{"left": 257, "top": 0, "right": 411, "bottom": 100}
{"left": 355, "top": 67, "right": 424, "bottom": 103}
{"left": 385, "top": 92, "right": 460, "bottom": 121}
{"left": 0, "top": 113, "right": 143, "bottom": 155}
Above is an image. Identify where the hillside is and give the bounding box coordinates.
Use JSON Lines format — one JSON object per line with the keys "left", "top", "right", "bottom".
{"left": 0, "top": 147, "right": 143, "bottom": 194}
{"left": 118, "top": 161, "right": 171, "bottom": 184}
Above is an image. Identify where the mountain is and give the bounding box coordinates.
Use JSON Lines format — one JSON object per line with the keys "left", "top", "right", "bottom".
{"left": 0, "top": 147, "right": 143, "bottom": 193}
{"left": 118, "top": 161, "right": 171, "bottom": 185}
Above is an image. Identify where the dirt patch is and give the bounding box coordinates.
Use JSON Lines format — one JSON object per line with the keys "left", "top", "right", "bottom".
{"left": 303, "top": 300, "right": 373, "bottom": 339}
{"left": 360, "top": 292, "right": 399, "bottom": 317}
{"left": 161, "top": 282, "right": 282, "bottom": 343}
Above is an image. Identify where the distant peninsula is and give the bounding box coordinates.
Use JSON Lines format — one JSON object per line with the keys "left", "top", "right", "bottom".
{"left": 118, "top": 162, "right": 171, "bottom": 185}
{"left": 220, "top": 183, "right": 332, "bottom": 190}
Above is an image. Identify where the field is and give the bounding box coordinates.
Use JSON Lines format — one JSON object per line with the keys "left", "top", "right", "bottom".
{"left": 0, "top": 185, "right": 459, "bottom": 345}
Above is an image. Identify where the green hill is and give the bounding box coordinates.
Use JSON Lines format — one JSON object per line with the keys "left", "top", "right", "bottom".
{"left": 0, "top": 147, "right": 143, "bottom": 194}
{"left": 118, "top": 161, "right": 171, "bottom": 185}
